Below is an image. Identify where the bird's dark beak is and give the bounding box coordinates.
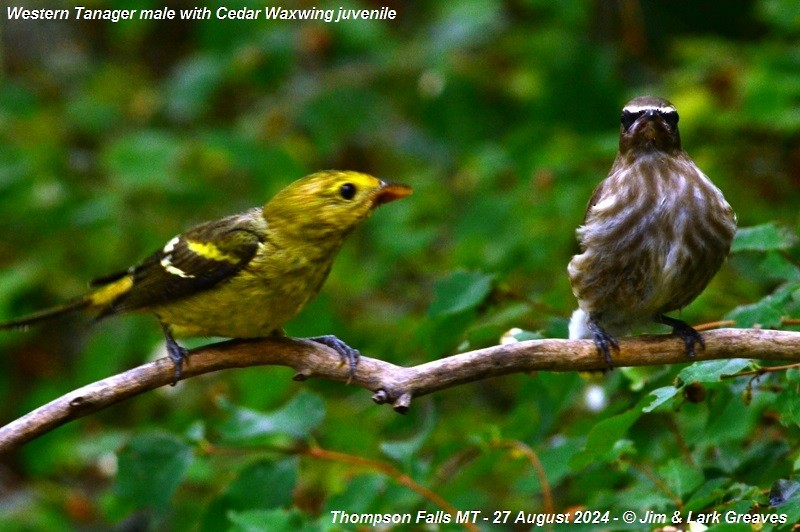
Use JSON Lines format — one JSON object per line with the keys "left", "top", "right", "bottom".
{"left": 373, "top": 181, "right": 413, "bottom": 206}
{"left": 635, "top": 112, "right": 667, "bottom": 141}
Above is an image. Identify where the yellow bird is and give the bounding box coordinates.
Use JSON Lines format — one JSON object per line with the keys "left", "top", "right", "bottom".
{"left": 0, "top": 170, "right": 412, "bottom": 382}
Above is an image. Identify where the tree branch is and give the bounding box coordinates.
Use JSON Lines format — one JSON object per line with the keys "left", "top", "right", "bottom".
{"left": 2, "top": 328, "right": 799, "bottom": 453}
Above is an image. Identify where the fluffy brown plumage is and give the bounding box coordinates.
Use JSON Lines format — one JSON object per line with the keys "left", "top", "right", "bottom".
{"left": 568, "top": 96, "right": 737, "bottom": 367}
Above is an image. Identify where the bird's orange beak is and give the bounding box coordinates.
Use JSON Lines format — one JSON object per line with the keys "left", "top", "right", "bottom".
{"left": 373, "top": 181, "right": 413, "bottom": 206}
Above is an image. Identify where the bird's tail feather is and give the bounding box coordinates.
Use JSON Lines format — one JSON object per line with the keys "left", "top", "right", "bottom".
{"left": 0, "top": 298, "right": 91, "bottom": 331}
{"left": 0, "top": 274, "right": 135, "bottom": 331}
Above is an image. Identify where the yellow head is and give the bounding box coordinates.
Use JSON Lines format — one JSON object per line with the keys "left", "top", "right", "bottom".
{"left": 263, "top": 170, "right": 412, "bottom": 241}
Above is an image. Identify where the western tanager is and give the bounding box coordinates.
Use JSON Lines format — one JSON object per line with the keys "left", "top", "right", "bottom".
{"left": 0, "top": 170, "right": 412, "bottom": 382}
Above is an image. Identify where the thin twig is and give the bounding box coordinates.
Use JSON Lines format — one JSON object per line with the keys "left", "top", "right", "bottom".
{"left": 304, "top": 445, "right": 478, "bottom": 532}
{"left": 491, "top": 439, "right": 554, "bottom": 514}
{"left": 720, "top": 361, "right": 800, "bottom": 380}
{"left": 665, "top": 416, "right": 696, "bottom": 467}
{"left": 195, "top": 441, "right": 472, "bottom": 529}
{"left": 622, "top": 459, "right": 683, "bottom": 508}
{"left": 693, "top": 320, "right": 736, "bottom": 331}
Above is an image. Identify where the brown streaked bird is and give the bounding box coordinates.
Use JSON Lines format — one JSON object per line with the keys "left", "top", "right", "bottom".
{"left": 568, "top": 96, "right": 737, "bottom": 368}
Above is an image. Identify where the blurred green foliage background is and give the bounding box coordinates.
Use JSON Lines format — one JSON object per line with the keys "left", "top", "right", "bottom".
{"left": 1, "top": 0, "right": 800, "bottom": 529}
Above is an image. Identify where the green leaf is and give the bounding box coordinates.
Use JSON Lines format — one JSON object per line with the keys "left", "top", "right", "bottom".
{"left": 227, "top": 509, "right": 310, "bottom": 532}
{"left": 658, "top": 459, "right": 704, "bottom": 498}
{"left": 643, "top": 386, "right": 680, "bottom": 413}
{"left": 218, "top": 391, "right": 326, "bottom": 442}
{"left": 465, "top": 302, "right": 533, "bottom": 346}
{"left": 427, "top": 270, "right": 495, "bottom": 317}
{"left": 231, "top": 459, "right": 297, "bottom": 508}
{"left": 324, "top": 475, "right": 386, "bottom": 515}
{"left": 517, "top": 437, "right": 584, "bottom": 491}
{"left": 781, "top": 498, "right": 800, "bottom": 528}
{"left": 683, "top": 478, "right": 732, "bottom": 513}
{"left": 731, "top": 223, "right": 798, "bottom": 252}
{"left": 569, "top": 396, "right": 650, "bottom": 470}
{"left": 506, "top": 328, "right": 545, "bottom": 342}
{"left": 423, "top": 308, "right": 478, "bottom": 357}
{"left": 704, "top": 391, "right": 762, "bottom": 443}
{"left": 777, "top": 392, "right": 800, "bottom": 427}
{"left": 759, "top": 251, "right": 800, "bottom": 282}
{"left": 726, "top": 301, "right": 785, "bottom": 328}
{"left": 202, "top": 459, "right": 298, "bottom": 532}
{"left": 621, "top": 365, "right": 671, "bottom": 392}
{"left": 380, "top": 406, "right": 436, "bottom": 463}
{"left": 787, "top": 367, "right": 800, "bottom": 383}
{"left": 677, "top": 359, "right": 752, "bottom": 385}
{"left": 114, "top": 433, "right": 193, "bottom": 512}
{"left": 725, "top": 285, "right": 795, "bottom": 328}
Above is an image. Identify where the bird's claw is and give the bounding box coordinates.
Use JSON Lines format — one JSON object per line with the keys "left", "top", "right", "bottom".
{"left": 162, "top": 323, "right": 188, "bottom": 386}
{"left": 165, "top": 341, "right": 188, "bottom": 386}
{"left": 308, "top": 335, "right": 361, "bottom": 379}
{"left": 659, "top": 315, "right": 704, "bottom": 358}
{"left": 587, "top": 317, "right": 619, "bottom": 369}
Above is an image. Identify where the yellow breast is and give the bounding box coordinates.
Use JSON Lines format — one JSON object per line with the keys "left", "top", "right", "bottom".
{"left": 154, "top": 241, "right": 335, "bottom": 338}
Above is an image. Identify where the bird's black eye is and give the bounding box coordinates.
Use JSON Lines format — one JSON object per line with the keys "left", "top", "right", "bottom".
{"left": 621, "top": 110, "right": 642, "bottom": 131}
{"left": 339, "top": 183, "right": 357, "bottom": 200}
{"left": 661, "top": 110, "right": 679, "bottom": 128}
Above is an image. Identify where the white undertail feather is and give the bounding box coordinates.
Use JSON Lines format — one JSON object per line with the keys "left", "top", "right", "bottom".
{"left": 568, "top": 308, "right": 591, "bottom": 340}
